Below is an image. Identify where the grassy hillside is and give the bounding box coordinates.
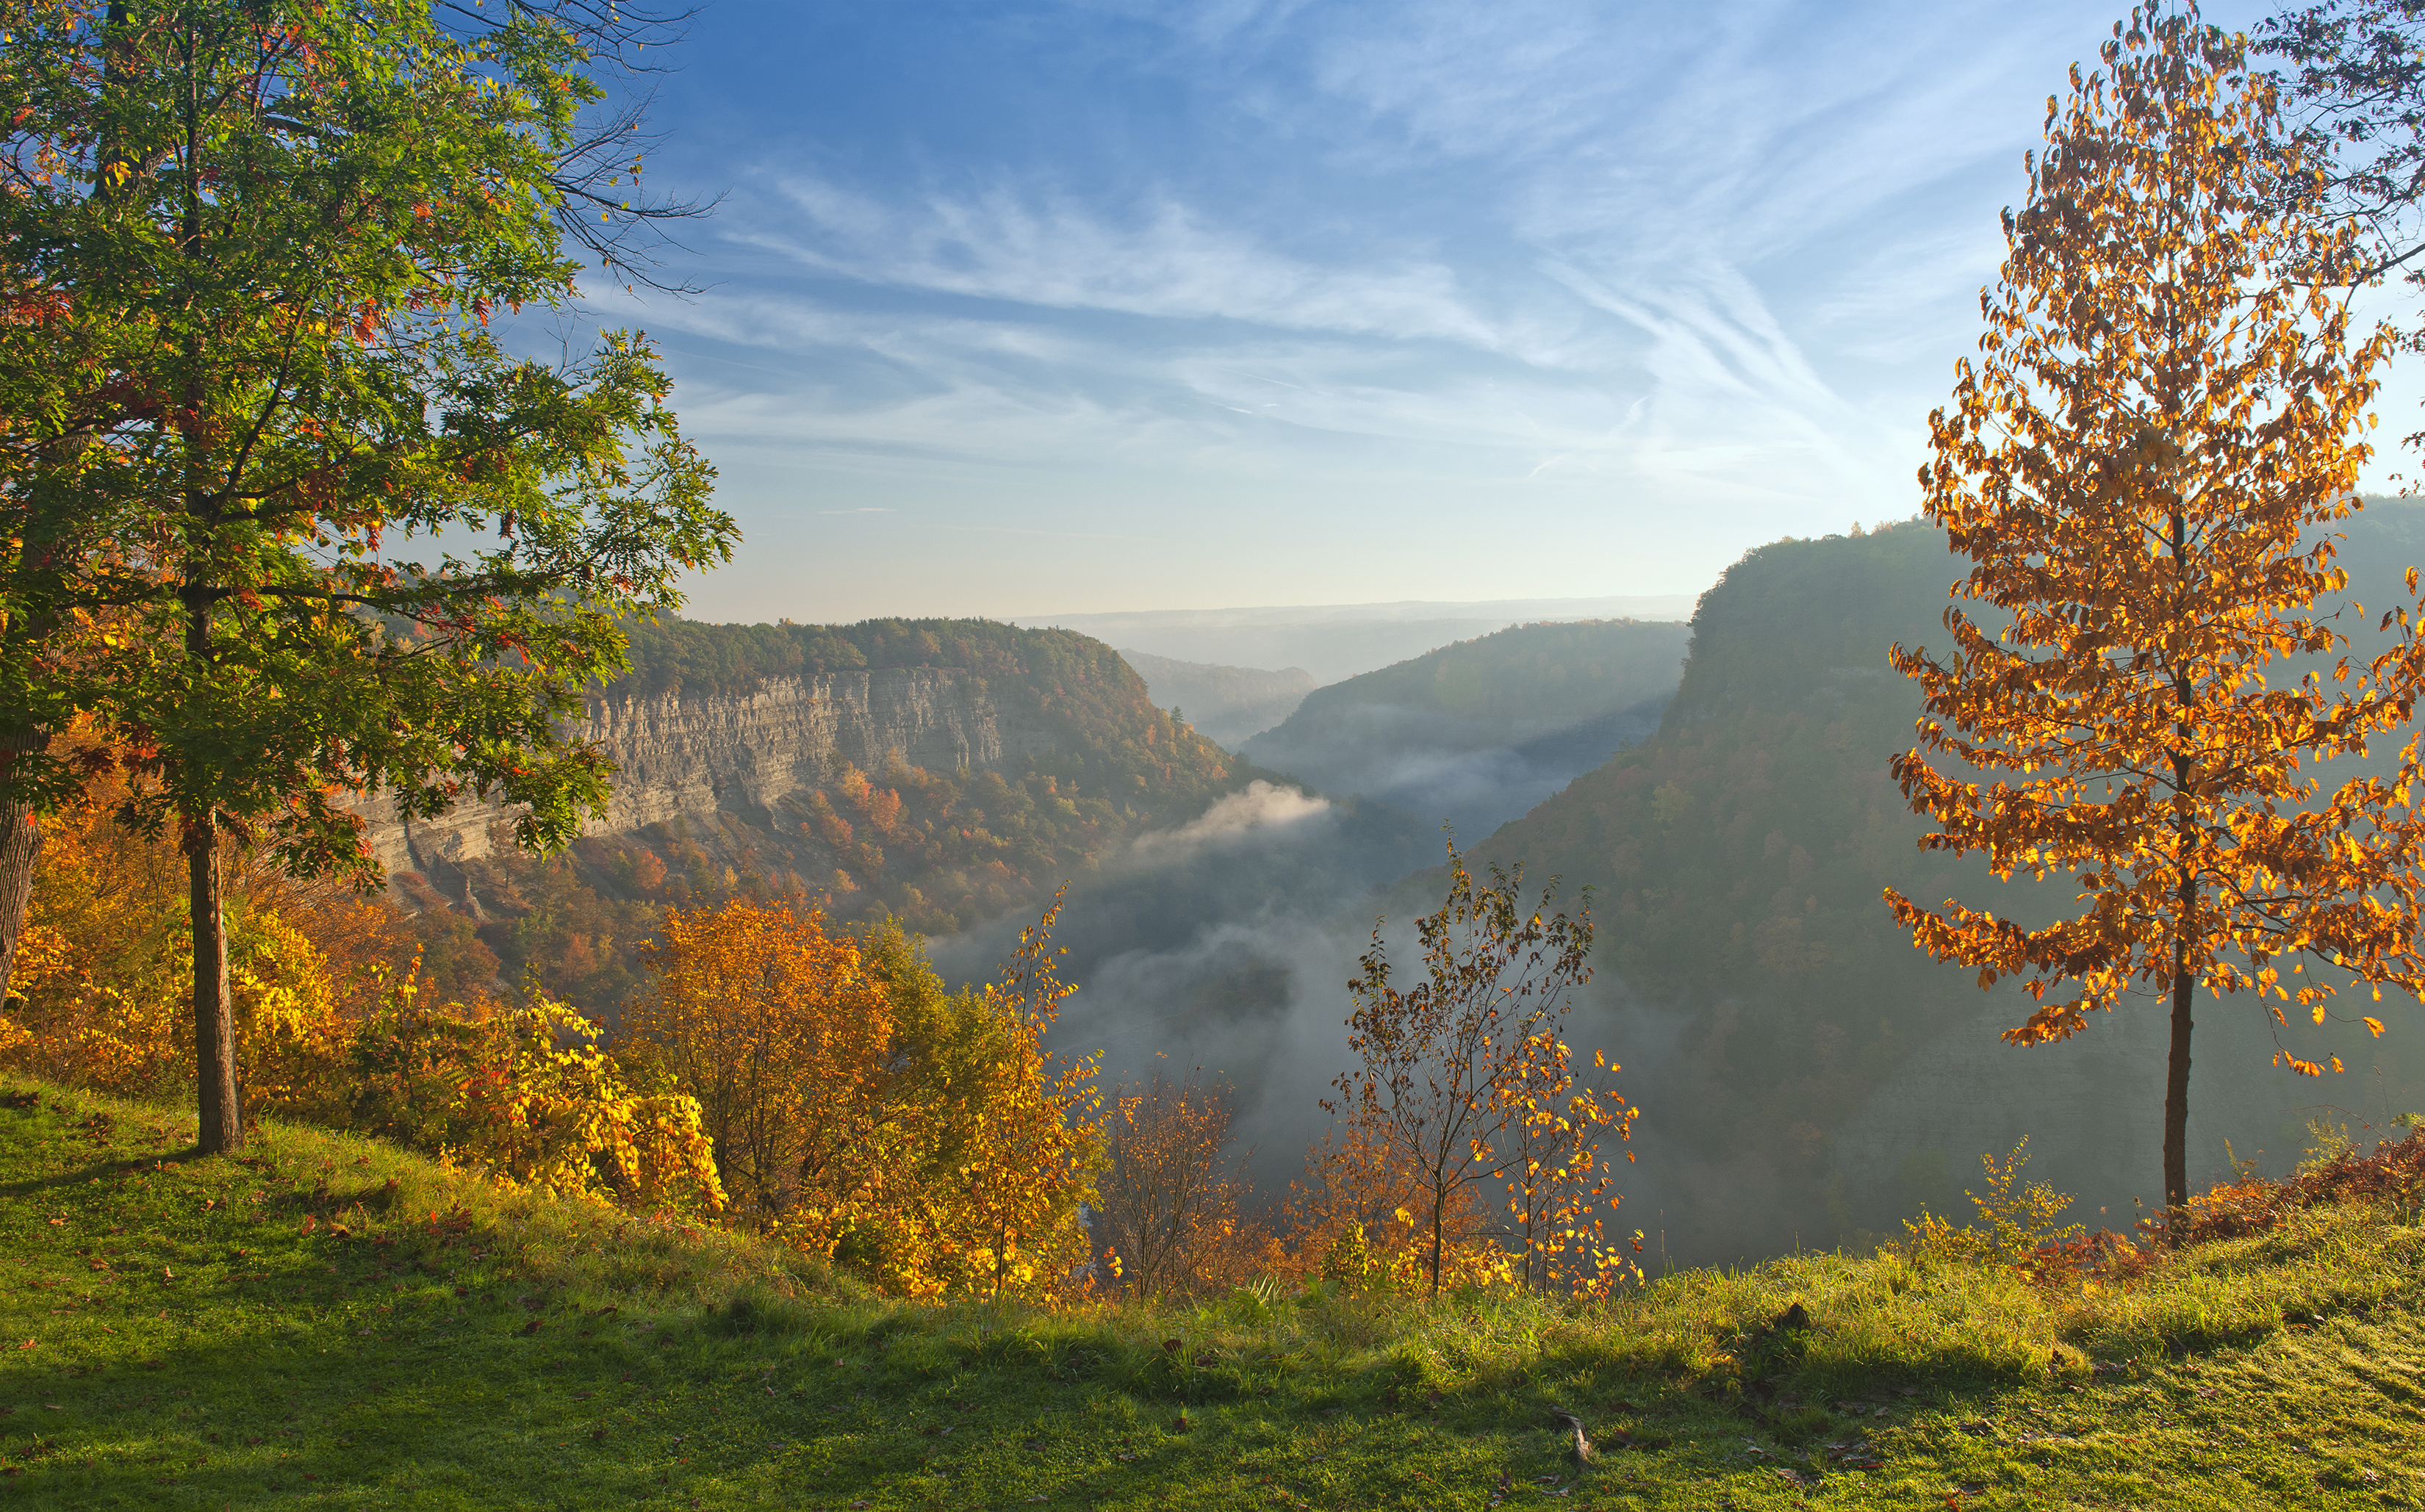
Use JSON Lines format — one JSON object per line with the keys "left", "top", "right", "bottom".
{"left": 10, "top": 1076, "right": 2425, "bottom": 1508}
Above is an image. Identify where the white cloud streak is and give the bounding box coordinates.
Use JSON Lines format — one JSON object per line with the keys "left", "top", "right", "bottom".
{"left": 602, "top": 0, "right": 2247, "bottom": 613}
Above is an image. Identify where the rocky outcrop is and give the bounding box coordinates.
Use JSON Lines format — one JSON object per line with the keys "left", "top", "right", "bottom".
{"left": 359, "top": 667, "right": 1056, "bottom": 874}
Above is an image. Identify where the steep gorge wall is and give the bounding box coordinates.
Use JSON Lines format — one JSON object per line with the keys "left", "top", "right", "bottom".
{"left": 359, "top": 666, "right": 1057, "bottom": 875}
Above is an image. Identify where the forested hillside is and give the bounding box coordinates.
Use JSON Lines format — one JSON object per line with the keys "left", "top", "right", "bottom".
{"left": 1253, "top": 618, "right": 1688, "bottom": 746}
{"left": 1472, "top": 509, "right": 2425, "bottom": 1253}
{"left": 1240, "top": 619, "right": 1689, "bottom": 837}
{"left": 1116, "top": 649, "right": 1314, "bottom": 748}
{"left": 390, "top": 618, "right": 1250, "bottom": 1007}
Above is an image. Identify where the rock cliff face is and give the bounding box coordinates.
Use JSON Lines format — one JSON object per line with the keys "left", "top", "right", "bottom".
{"left": 360, "top": 667, "right": 1057, "bottom": 874}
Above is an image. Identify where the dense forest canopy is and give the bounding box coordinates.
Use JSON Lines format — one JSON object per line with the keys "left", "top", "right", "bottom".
{"left": 1115, "top": 649, "right": 1314, "bottom": 749}
{"left": 605, "top": 616, "right": 1052, "bottom": 701}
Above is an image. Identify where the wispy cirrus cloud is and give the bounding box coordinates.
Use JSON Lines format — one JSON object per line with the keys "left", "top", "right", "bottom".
{"left": 615, "top": 0, "right": 2273, "bottom": 619}
{"left": 749, "top": 176, "right": 1504, "bottom": 348}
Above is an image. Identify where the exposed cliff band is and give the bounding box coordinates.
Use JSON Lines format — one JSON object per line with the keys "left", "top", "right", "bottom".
{"left": 359, "top": 666, "right": 1057, "bottom": 875}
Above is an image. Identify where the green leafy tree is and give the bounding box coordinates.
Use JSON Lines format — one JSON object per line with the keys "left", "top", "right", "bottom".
{"left": 0, "top": 0, "right": 705, "bottom": 999}
{"left": 0, "top": 0, "right": 733, "bottom": 1152}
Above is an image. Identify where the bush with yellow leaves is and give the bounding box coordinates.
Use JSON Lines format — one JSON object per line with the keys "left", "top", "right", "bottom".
{"left": 625, "top": 898, "right": 1105, "bottom": 1299}
{"left": 3, "top": 798, "right": 367, "bottom": 1112}
{"left": 6, "top": 796, "right": 722, "bottom": 1216}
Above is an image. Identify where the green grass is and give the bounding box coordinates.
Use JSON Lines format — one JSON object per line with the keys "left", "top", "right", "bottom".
{"left": 5, "top": 1077, "right": 2425, "bottom": 1509}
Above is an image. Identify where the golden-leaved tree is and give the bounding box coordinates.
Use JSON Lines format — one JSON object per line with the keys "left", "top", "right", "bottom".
{"left": 5, "top": 769, "right": 725, "bottom": 1217}
{"left": 1329, "top": 841, "right": 1633, "bottom": 1296}
{"left": 1887, "top": 4, "right": 2425, "bottom": 1212}
{"left": 1093, "top": 1068, "right": 1257, "bottom": 1298}
{"left": 626, "top": 899, "right": 1104, "bottom": 1299}
{"left": 622, "top": 901, "right": 894, "bottom": 1229}
{"left": 861, "top": 899, "right": 1105, "bottom": 1300}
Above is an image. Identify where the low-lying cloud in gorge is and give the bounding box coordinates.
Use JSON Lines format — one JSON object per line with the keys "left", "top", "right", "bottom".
{"left": 1120, "top": 780, "right": 1331, "bottom": 868}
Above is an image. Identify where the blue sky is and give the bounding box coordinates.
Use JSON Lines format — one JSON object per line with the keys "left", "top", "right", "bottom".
{"left": 590, "top": 0, "right": 2314, "bottom": 624}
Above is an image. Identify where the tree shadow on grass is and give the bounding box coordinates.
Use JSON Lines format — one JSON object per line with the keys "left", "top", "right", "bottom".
{"left": 0, "top": 1148, "right": 211, "bottom": 1201}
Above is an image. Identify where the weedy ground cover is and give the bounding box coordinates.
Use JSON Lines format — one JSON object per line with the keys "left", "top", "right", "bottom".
{"left": 4, "top": 1077, "right": 2424, "bottom": 1508}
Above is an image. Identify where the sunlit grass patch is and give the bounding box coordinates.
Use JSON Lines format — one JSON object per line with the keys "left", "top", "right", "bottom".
{"left": 11, "top": 1074, "right": 2425, "bottom": 1508}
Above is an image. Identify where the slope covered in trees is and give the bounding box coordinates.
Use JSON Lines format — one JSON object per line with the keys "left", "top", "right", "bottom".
{"left": 1240, "top": 619, "right": 1689, "bottom": 837}
{"left": 1470, "top": 511, "right": 2425, "bottom": 1254}
{"left": 1252, "top": 618, "right": 1688, "bottom": 746}
{"left": 1116, "top": 649, "right": 1314, "bottom": 749}
{"left": 392, "top": 617, "right": 1252, "bottom": 1005}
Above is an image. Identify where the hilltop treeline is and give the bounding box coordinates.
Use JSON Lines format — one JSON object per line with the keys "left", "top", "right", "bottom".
{"left": 607, "top": 616, "right": 1048, "bottom": 700}
{"left": 1254, "top": 618, "right": 1689, "bottom": 746}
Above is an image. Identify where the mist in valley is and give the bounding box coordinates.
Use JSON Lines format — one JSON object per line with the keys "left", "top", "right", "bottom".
{"left": 1237, "top": 696, "right": 1672, "bottom": 841}
{"left": 936, "top": 521, "right": 2425, "bottom": 1271}
{"left": 938, "top": 775, "right": 2425, "bottom": 1269}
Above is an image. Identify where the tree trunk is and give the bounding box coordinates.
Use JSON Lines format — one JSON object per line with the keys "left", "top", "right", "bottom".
{"left": 188, "top": 824, "right": 240, "bottom": 1154}
{"left": 184, "top": 588, "right": 240, "bottom": 1155}
{"left": 0, "top": 725, "right": 47, "bottom": 1004}
{"left": 2164, "top": 938, "right": 2192, "bottom": 1215}
{"left": 2165, "top": 503, "right": 2195, "bottom": 1220}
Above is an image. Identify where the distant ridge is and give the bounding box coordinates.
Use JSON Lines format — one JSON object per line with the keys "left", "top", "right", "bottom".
{"left": 1116, "top": 649, "right": 1314, "bottom": 749}
{"left": 1018, "top": 594, "right": 1696, "bottom": 685}
{"left": 1021, "top": 594, "right": 1697, "bottom": 627}
{"left": 1240, "top": 618, "right": 1689, "bottom": 837}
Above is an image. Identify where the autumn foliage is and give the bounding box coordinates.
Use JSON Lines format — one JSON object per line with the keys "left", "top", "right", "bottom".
{"left": 3, "top": 795, "right": 724, "bottom": 1214}
{"left": 4, "top": 788, "right": 406, "bottom": 1113}
{"left": 4, "top": 777, "right": 1115, "bottom": 1296}
{"left": 1092, "top": 1069, "right": 1261, "bottom": 1298}
{"left": 1325, "top": 843, "right": 1636, "bottom": 1297}
{"left": 625, "top": 899, "right": 1104, "bottom": 1299}
{"left": 621, "top": 901, "right": 893, "bottom": 1228}
{"left": 1888, "top": 7, "right": 2425, "bottom": 1209}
